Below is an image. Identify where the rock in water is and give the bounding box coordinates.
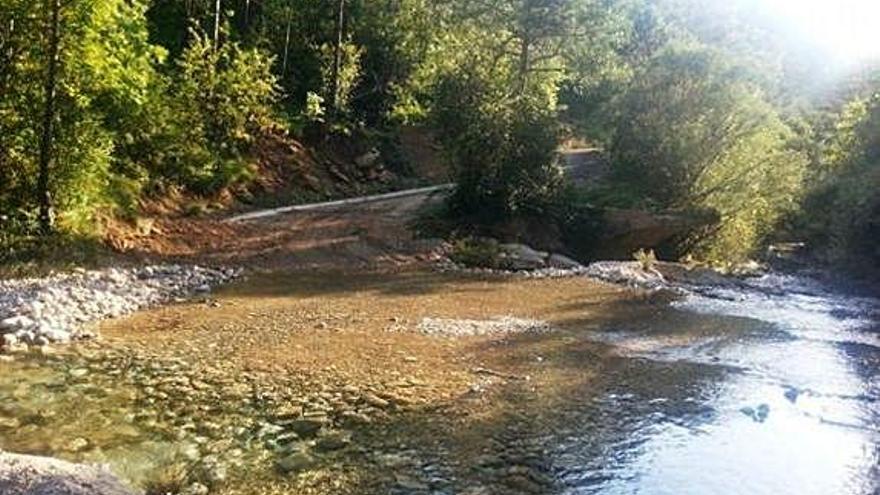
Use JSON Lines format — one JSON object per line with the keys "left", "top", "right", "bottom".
{"left": 276, "top": 452, "right": 317, "bottom": 474}
{"left": 0, "top": 451, "right": 138, "bottom": 495}
{"left": 546, "top": 253, "right": 583, "bottom": 270}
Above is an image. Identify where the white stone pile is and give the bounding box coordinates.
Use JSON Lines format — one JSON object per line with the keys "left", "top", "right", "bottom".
{"left": 0, "top": 264, "right": 241, "bottom": 351}
{"left": 582, "top": 261, "right": 668, "bottom": 289}
{"left": 416, "top": 316, "right": 552, "bottom": 338}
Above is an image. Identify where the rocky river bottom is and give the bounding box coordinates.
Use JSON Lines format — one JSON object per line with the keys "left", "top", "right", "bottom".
{"left": 0, "top": 268, "right": 878, "bottom": 495}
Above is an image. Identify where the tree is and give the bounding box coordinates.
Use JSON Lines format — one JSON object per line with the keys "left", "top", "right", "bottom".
{"left": 799, "top": 92, "right": 880, "bottom": 268}
{"left": 329, "top": 0, "right": 346, "bottom": 114}
{"left": 37, "top": 0, "right": 62, "bottom": 233}
{"left": 611, "top": 44, "right": 808, "bottom": 262}
{"left": 213, "top": 0, "right": 221, "bottom": 45}
{"left": 433, "top": 69, "right": 564, "bottom": 219}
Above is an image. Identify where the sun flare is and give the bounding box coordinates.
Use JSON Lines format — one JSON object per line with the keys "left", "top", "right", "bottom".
{"left": 757, "top": 0, "right": 880, "bottom": 63}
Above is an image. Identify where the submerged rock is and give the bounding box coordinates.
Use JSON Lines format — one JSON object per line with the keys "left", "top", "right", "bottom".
{"left": 0, "top": 451, "right": 139, "bottom": 495}
{"left": 276, "top": 452, "right": 317, "bottom": 474}
{"left": 286, "top": 418, "right": 328, "bottom": 437}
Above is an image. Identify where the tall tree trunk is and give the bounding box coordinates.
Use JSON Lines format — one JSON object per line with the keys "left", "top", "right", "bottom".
{"left": 37, "top": 0, "right": 61, "bottom": 234}
{"left": 329, "top": 0, "right": 345, "bottom": 115}
{"left": 281, "top": 8, "right": 292, "bottom": 77}
{"left": 213, "top": 0, "right": 221, "bottom": 46}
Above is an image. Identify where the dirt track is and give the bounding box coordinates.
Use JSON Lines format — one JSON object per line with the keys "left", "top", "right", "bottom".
{"left": 113, "top": 188, "right": 449, "bottom": 272}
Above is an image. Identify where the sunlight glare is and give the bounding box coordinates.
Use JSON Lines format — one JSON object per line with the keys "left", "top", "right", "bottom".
{"left": 757, "top": 0, "right": 880, "bottom": 63}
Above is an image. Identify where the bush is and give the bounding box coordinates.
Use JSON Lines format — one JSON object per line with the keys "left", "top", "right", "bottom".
{"left": 449, "top": 237, "right": 503, "bottom": 268}
{"left": 158, "top": 30, "right": 279, "bottom": 193}
{"left": 799, "top": 94, "right": 880, "bottom": 269}
{"left": 610, "top": 44, "right": 808, "bottom": 263}
{"left": 432, "top": 71, "right": 564, "bottom": 222}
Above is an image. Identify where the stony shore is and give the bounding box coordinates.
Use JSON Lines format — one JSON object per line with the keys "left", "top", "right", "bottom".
{"left": 0, "top": 265, "right": 241, "bottom": 352}
{"left": 0, "top": 452, "right": 138, "bottom": 495}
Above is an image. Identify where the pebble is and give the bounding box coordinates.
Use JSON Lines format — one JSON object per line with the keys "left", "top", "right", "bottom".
{"left": 315, "top": 431, "right": 351, "bottom": 451}
{"left": 65, "top": 437, "right": 89, "bottom": 452}
{"left": 363, "top": 393, "right": 390, "bottom": 409}
{"left": 287, "top": 418, "right": 328, "bottom": 437}
{"left": 181, "top": 483, "right": 210, "bottom": 495}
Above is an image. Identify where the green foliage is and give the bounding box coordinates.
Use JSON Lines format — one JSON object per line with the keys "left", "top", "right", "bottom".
{"left": 0, "top": 0, "right": 874, "bottom": 276}
{"left": 799, "top": 94, "right": 880, "bottom": 268}
{"left": 304, "top": 92, "right": 326, "bottom": 123}
{"left": 449, "top": 237, "right": 503, "bottom": 269}
{"left": 0, "top": 0, "right": 163, "bottom": 234}
{"left": 160, "top": 30, "right": 279, "bottom": 192}
{"left": 610, "top": 44, "right": 808, "bottom": 263}
{"left": 433, "top": 70, "right": 564, "bottom": 220}
{"left": 0, "top": 0, "right": 279, "bottom": 250}
{"left": 319, "top": 40, "right": 363, "bottom": 116}
{"left": 633, "top": 248, "right": 657, "bottom": 271}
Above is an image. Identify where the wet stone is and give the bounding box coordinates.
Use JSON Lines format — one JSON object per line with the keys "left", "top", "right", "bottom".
{"left": 314, "top": 431, "right": 351, "bottom": 452}
{"left": 287, "top": 418, "right": 328, "bottom": 437}
{"left": 276, "top": 452, "right": 317, "bottom": 474}
{"left": 181, "top": 483, "right": 210, "bottom": 495}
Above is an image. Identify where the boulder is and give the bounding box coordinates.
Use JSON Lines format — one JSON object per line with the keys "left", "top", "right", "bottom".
{"left": 354, "top": 149, "right": 381, "bottom": 169}
{"left": 0, "top": 452, "right": 139, "bottom": 495}
{"left": 546, "top": 253, "right": 583, "bottom": 270}
{"left": 0, "top": 316, "right": 34, "bottom": 334}
{"left": 589, "top": 208, "right": 717, "bottom": 260}
{"left": 500, "top": 243, "right": 547, "bottom": 270}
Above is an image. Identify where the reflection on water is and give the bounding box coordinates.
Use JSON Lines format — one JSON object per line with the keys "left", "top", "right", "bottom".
{"left": 0, "top": 271, "right": 877, "bottom": 494}
{"left": 562, "top": 274, "right": 880, "bottom": 495}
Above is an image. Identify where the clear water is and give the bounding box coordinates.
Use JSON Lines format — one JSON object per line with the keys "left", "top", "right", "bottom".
{"left": 0, "top": 272, "right": 877, "bottom": 494}
{"left": 563, "top": 274, "right": 880, "bottom": 495}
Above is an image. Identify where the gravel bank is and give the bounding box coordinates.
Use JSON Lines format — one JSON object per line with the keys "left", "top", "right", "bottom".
{"left": 0, "top": 265, "right": 241, "bottom": 351}
{"left": 416, "top": 316, "right": 552, "bottom": 337}
{"left": 0, "top": 452, "right": 138, "bottom": 495}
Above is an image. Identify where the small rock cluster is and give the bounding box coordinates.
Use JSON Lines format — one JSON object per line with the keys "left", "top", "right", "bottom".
{"left": 0, "top": 451, "right": 136, "bottom": 495}
{"left": 436, "top": 241, "right": 589, "bottom": 279}
{"left": 0, "top": 265, "right": 241, "bottom": 351}
{"left": 582, "top": 261, "right": 668, "bottom": 289}
{"left": 416, "top": 316, "right": 552, "bottom": 338}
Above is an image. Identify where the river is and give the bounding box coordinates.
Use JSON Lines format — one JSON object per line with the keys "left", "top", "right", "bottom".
{"left": 0, "top": 269, "right": 877, "bottom": 494}
{"left": 552, "top": 272, "right": 880, "bottom": 494}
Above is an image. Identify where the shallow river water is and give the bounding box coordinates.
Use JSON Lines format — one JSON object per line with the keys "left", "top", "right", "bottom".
{"left": 553, "top": 273, "right": 880, "bottom": 495}
{"left": 0, "top": 271, "right": 878, "bottom": 494}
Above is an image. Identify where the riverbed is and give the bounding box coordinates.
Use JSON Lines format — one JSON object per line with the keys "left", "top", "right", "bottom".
{"left": 0, "top": 268, "right": 877, "bottom": 494}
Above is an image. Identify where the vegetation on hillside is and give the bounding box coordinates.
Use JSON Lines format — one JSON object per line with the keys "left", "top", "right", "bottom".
{"left": 0, "top": 0, "right": 878, "bottom": 274}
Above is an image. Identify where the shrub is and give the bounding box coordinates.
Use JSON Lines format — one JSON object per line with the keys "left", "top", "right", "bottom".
{"left": 432, "top": 71, "right": 564, "bottom": 222}
{"left": 610, "top": 44, "right": 808, "bottom": 263}
{"left": 800, "top": 94, "right": 880, "bottom": 269}
{"left": 449, "top": 238, "right": 502, "bottom": 268}
{"left": 157, "top": 30, "right": 279, "bottom": 193}
{"left": 633, "top": 248, "right": 657, "bottom": 271}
